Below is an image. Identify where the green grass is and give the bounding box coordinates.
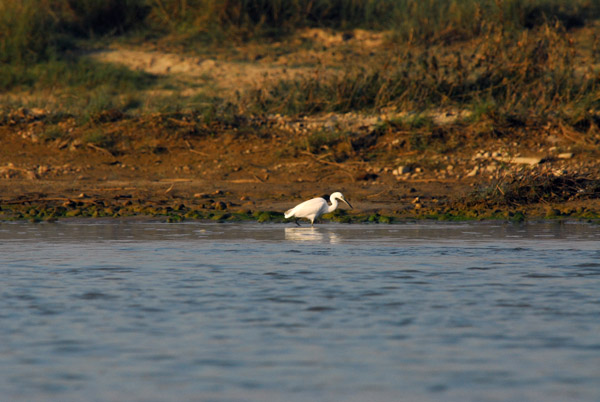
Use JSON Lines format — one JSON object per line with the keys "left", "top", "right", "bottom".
{"left": 133, "top": 0, "right": 600, "bottom": 44}
{"left": 0, "top": 57, "right": 156, "bottom": 120}
{"left": 249, "top": 23, "right": 600, "bottom": 125}
{"left": 466, "top": 173, "right": 600, "bottom": 210}
{"left": 306, "top": 130, "right": 347, "bottom": 153}
{"left": 1, "top": 0, "right": 599, "bottom": 138}
{"left": 0, "top": 0, "right": 148, "bottom": 63}
{"left": 39, "top": 125, "right": 65, "bottom": 141}
{"left": 82, "top": 129, "right": 115, "bottom": 149}
{"left": 0, "top": 57, "right": 156, "bottom": 92}
{"left": 2, "top": 0, "right": 600, "bottom": 65}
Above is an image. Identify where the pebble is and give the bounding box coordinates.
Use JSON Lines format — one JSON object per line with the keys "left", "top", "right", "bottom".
{"left": 25, "top": 170, "right": 38, "bottom": 180}
{"left": 466, "top": 166, "right": 479, "bottom": 177}
{"left": 547, "top": 135, "right": 559, "bottom": 144}
{"left": 496, "top": 156, "right": 542, "bottom": 165}
{"left": 392, "top": 166, "right": 411, "bottom": 176}
{"left": 558, "top": 153, "right": 573, "bottom": 159}
{"left": 213, "top": 201, "right": 227, "bottom": 210}
{"left": 199, "top": 59, "right": 216, "bottom": 69}
{"left": 553, "top": 169, "right": 568, "bottom": 176}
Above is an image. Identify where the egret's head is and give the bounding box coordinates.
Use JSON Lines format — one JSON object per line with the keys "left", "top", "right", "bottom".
{"left": 331, "top": 192, "right": 353, "bottom": 209}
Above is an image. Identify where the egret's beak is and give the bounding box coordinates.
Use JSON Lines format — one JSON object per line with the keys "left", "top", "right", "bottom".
{"left": 342, "top": 197, "right": 353, "bottom": 209}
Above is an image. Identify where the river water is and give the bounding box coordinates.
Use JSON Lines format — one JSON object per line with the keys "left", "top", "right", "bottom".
{"left": 1, "top": 221, "right": 599, "bottom": 401}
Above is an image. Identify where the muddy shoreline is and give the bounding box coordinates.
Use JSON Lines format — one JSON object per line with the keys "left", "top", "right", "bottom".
{"left": 2, "top": 111, "right": 600, "bottom": 223}
{"left": 2, "top": 172, "right": 599, "bottom": 224}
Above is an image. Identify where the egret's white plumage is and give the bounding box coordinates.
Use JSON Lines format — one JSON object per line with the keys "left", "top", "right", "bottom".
{"left": 284, "top": 192, "right": 352, "bottom": 226}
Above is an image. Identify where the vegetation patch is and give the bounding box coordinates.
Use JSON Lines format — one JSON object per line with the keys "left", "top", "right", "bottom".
{"left": 251, "top": 23, "right": 600, "bottom": 126}
{"left": 470, "top": 173, "right": 600, "bottom": 208}
{"left": 3, "top": 0, "right": 598, "bottom": 62}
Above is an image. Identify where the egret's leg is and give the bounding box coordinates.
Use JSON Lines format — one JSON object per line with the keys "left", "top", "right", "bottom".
{"left": 295, "top": 219, "right": 300, "bottom": 227}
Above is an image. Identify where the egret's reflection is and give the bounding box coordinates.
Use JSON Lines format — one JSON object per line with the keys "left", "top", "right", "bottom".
{"left": 284, "top": 227, "right": 341, "bottom": 243}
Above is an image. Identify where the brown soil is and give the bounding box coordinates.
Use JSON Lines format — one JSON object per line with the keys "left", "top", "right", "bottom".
{"left": 2, "top": 111, "right": 599, "bottom": 221}
{"left": 1, "top": 29, "right": 599, "bottom": 221}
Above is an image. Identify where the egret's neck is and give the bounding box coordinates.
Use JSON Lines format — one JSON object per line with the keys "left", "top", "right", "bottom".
{"left": 327, "top": 197, "right": 338, "bottom": 213}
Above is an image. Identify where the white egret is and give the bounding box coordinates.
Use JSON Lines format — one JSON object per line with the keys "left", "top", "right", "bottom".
{"left": 284, "top": 192, "right": 352, "bottom": 226}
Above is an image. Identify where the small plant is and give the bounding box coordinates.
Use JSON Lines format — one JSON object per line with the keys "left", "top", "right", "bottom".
{"left": 306, "top": 130, "right": 346, "bottom": 153}
{"left": 39, "top": 125, "right": 65, "bottom": 141}
{"left": 469, "top": 173, "right": 600, "bottom": 208}
{"left": 408, "top": 133, "right": 427, "bottom": 151}
{"left": 83, "top": 129, "right": 115, "bottom": 150}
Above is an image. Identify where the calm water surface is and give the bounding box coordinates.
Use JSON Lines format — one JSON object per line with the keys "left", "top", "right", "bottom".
{"left": 1, "top": 221, "right": 599, "bottom": 401}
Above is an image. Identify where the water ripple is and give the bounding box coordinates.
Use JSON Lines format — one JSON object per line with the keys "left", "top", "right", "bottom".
{"left": 1, "top": 221, "right": 599, "bottom": 402}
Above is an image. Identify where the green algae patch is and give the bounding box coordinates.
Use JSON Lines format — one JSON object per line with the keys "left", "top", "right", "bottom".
{"left": 256, "top": 211, "right": 285, "bottom": 223}
{"left": 184, "top": 210, "right": 202, "bottom": 219}
{"left": 378, "top": 215, "right": 392, "bottom": 224}
{"left": 509, "top": 211, "right": 526, "bottom": 223}
{"left": 209, "top": 212, "right": 231, "bottom": 221}
{"left": 367, "top": 213, "right": 380, "bottom": 222}
{"left": 229, "top": 212, "right": 255, "bottom": 221}
{"left": 0, "top": 198, "right": 598, "bottom": 224}
{"left": 432, "top": 212, "right": 471, "bottom": 221}
{"left": 322, "top": 210, "right": 354, "bottom": 223}
{"left": 65, "top": 209, "right": 82, "bottom": 218}
{"left": 166, "top": 215, "right": 184, "bottom": 223}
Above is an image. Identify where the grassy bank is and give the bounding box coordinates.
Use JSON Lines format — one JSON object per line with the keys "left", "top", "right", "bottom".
{"left": 1, "top": 0, "right": 600, "bottom": 145}
{"left": 251, "top": 23, "right": 600, "bottom": 124}
{"left": 2, "top": 0, "right": 599, "bottom": 62}
{"left": 4, "top": 24, "right": 599, "bottom": 149}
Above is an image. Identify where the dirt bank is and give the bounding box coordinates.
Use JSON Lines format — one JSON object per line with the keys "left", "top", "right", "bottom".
{"left": 1, "top": 108, "right": 599, "bottom": 222}
{"left": 1, "top": 29, "right": 599, "bottom": 222}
